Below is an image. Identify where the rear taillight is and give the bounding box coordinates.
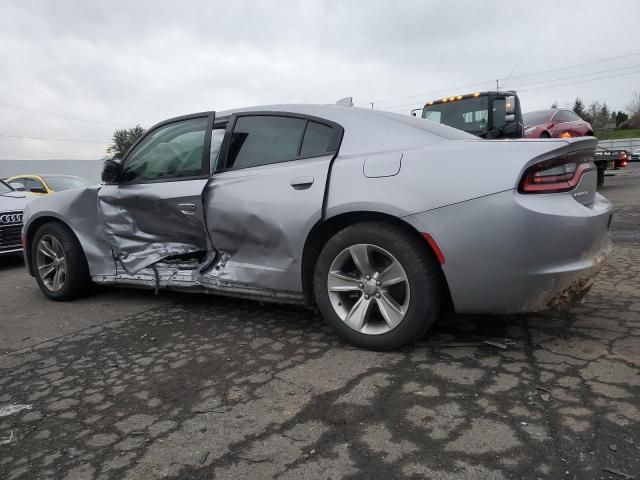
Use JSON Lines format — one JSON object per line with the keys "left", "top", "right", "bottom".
{"left": 619, "top": 152, "right": 628, "bottom": 168}
{"left": 519, "top": 151, "right": 596, "bottom": 194}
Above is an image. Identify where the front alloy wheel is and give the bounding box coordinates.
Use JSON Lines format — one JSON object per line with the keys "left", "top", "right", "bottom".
{"left": 32, "top": 222, "right": 91, "bottom": 301}
{"left": 36, "top": 234, "right": 67, "bottom": 292}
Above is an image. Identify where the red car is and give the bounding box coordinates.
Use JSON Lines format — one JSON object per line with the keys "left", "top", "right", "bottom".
{"left": 523, "top": 109, "right": 593, "bottom": 139}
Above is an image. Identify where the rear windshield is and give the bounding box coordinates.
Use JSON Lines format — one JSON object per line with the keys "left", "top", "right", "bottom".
{"left": 422, "top": 97, "right": 489, "bottom": 135}
{"left": 523, "top": 110, "right": 552, "bottom": 126}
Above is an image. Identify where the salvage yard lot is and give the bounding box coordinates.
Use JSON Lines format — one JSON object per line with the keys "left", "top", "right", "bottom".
{"left": 1, "top": 165, "right": 639, "bottom": 480}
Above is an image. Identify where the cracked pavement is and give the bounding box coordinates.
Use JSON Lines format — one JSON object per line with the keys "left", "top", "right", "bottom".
{"left": 1, "top": 164, "right": 639, "bottom": 480}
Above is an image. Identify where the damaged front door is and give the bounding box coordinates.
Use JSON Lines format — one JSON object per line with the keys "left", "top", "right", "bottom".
{"left": 98, "top": 113, "right": 215, "bottom": 274}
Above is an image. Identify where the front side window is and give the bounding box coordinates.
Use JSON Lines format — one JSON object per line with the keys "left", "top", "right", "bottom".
{"left": 121, "top": 117, "right": 208, "bottom": 182}
{"left": 17, "top": 178, "right": 41, "bottom": 191}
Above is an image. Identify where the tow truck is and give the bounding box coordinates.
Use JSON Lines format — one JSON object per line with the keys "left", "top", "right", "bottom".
{"left": 411, "top": 91, "right": 524, "bottom": 139}
{"left": 412, "top": 90, "right": 626, "bottom": 187}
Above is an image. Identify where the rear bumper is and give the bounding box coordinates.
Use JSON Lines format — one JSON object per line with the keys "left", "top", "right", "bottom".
{"left": 405, "top": 189, "right": 614, "bottom": 314}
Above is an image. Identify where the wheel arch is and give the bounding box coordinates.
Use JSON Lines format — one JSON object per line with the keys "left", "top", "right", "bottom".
{"left": 301, "top": 210, "right": 452, "bottom": 308}
{"left": 24, "top": 215, "right": 82, "bottom": 276}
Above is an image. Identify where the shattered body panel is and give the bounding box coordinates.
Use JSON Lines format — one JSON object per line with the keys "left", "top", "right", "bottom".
{"left": 21, "top": 104, "right": 614, "bottom": 314}
{"left": 98, "top": 180, "right": 210, "bottom": 273}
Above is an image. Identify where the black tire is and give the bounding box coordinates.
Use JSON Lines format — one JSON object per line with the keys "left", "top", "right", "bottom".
{"left": 596, "top": 167, "right": 605, "bottom": 188}
{"left": 540, "top": 131, "right": 551, "bottom": 138}
{"left": 31, "top": 222, "right": 91, "bottom": 301}
{"left": 313, "top": 222, "right": 442, "bottom": 350}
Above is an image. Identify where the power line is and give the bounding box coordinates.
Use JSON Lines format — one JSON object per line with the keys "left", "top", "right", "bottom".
{"left": 378, "top": 66, "right": 640, "bottom": 112}
{"left": 509, "top": 63, "right": 640, "bottom": 89}
{"left": 517, "top": 69, "right": 640, "bottom": 92}
{"left": 369, "top": 50, "right": 640, "bottom": 106}
{"left": 0, "top": 134, "right": 109, "bottom": 144}
{"left": 503, "top": 51, "right": 640, "bottom": 81}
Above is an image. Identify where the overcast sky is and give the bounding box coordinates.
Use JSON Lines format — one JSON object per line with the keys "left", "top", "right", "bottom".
{"left": 1, "top": 0, "right": 639, "bottom": 160}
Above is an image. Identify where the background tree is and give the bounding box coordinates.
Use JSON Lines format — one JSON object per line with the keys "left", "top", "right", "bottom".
{"left": 550, "top": 100, "right": 558, "bottom": 109}
{"left": 627, "top": 91, "right": 640, "bottom": 116}
{"left": 572, "top": 97, "right": 587, "bottom": 120}
{"left": 110, "top": 125, "right": 145, "bottom": 158}
{"left": 615, "top": 111, "right": 629, "bottom": 127}
{"left": 625, "top": 92, "right": 640, "bottom": 128}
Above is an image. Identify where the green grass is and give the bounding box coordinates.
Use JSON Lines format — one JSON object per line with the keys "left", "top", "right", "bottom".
{"left": 597, "top": 128, "right": 640, "bottom": 140}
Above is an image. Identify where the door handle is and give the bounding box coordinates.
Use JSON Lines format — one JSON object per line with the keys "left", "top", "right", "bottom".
{"left": 177, "top": 202, "right": 197, "bottom": 214}
{"left": 290, "top": 176, "right": 314, "bottom": 190}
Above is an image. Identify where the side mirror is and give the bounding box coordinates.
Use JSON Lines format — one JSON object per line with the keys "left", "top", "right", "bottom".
{"left": 502, "top": 122, "right": 522, "bottom": 137}
{"left": 30, "top": 187, "right": 47, "bottom": 194}
{"left": 9, "top": 182, "right": 25, "bottom": 191}
{"left": 505, "top": 95, "right": 516, "bottom": 115}
{"left": 102, "top": 158, "right": 123, "bottom": 183}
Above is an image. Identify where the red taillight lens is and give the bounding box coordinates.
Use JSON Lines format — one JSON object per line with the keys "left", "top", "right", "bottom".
{"left": 619, "top": 152, "right": 628, "bottom": 168}
{"left": 519, "top": 151, "right": 596, "bottom": 194}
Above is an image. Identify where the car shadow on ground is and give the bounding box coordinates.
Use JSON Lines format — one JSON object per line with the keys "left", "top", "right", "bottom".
{"left": 0, "top": 254, "right": 24, "bottom": 270}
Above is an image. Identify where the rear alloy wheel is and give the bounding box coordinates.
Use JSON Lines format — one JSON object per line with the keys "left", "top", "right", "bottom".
{"left": 327, "top": 243, "right": 410, "bottom": 335}
{"left": 32, "top": 222, "right": 91, "bottom": 300}
{"left": 314, "top": 222, "right": 442, "bottom": 350}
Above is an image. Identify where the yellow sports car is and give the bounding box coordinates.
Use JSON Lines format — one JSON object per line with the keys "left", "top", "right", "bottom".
{"left": 6, "top": 174, "right": 93, "bottom": 195}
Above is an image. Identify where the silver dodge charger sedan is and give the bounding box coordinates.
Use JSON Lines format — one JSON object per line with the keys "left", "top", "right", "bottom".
{"left": 22, "top": 104, "right": 613, "bottom": 349}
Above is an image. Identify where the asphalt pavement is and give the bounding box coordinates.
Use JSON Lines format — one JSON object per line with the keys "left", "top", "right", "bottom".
{"left": 1, "top": 164, "right": 639, "bottom": 480}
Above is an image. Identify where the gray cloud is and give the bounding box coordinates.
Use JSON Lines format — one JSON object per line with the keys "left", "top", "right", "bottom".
{"left": 1, "top": 0, "right": 638, "bottom": 160}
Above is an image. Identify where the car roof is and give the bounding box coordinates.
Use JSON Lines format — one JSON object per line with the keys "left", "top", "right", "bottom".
{"left": 212, "top": 104, "right": 474, "bottom": 155}
{"left": 525, "top": 109, "right": 560, "bottom": 116}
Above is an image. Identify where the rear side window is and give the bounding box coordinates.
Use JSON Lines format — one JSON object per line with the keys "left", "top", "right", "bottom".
{"left": 552, "top": 111, "right": 570, "bottom": 123}
{"left": 224, "top": 115, "right": 340, "bottom": 170}
{"left": 565, "top": 111, "right": 581, "bottom": 122}
{"left": 300, "top": 121, "right": 333, "bottom": 157}
{"left": 226, "top": 116, "right": 305, "bottom": 169}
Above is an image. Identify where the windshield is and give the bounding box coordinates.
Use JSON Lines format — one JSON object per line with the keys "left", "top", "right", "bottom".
{"left": 522, "top": 110, "right": 552, "bottom": 126}
{"left": 43, "top": 176, "right": 93, "bottom": 191}
{"left": 0, "top": 179, "right": 14, "bottom": 194}
{"left": 422, "top": 97, "right": 489, "bottom": 134}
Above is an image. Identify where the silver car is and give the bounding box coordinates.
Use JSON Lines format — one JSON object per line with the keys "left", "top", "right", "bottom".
{"left": 1, "top": 179, "right": 29, "bottom": 256}
{"left": 22, "top": 105, "right": 613, "bottom": 349}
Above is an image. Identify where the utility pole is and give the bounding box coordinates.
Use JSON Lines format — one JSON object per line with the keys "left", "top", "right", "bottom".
{"left": 496, "top": 79, "right": 499, "bottom": 91}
